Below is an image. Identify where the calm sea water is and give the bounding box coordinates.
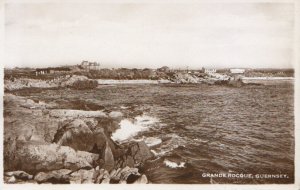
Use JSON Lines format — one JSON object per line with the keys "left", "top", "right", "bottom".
{"left": 15, "top": 83, "right": 294, "bottom": 184}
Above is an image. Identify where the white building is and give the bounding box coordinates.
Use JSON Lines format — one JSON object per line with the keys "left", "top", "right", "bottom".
{"left": 81, "top": 61, "right": 100, "bottom": 71}
{"left": 202, "top": 68, "right": 217, "bottom": 74}
{"left": 230, "top": 69, "right": 245, "bottom": 74}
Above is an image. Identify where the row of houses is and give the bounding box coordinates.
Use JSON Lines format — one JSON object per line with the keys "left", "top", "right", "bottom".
{"left": 35, "top": 67, "right": 71, "bottom": 75}
{"left": 34, "top": 61, "right": 246, "bottom": 76}
{"left": 35, "top": 61, "right": 100, "bottom": 75}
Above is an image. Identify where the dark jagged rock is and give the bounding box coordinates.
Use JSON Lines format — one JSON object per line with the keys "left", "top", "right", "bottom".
{"left": 69, "top": 80, "right": 98, "bottom": 90}
{"left": 110, "top": 165, "right": 146, "bottom": 183}
{"left": 103, "top": 142, "right": 115, "bottom": 172}
{"left": 126, "top": 156, "right": 135, "bottom": 168}
{"left": 52, "top": 118, "right": 109, "bottom": 154}
{"left": 53, "top": 119, "right": 96, "bottom": 152}
{"left": 34, "top": 169, "right": 72, "bottom": 184}
{"left": 114, "top": 141, "right": 153, "bottom": 169}
{"left": 119, "top": 167, "right": 140, "bottom": 182}
{"left": 126, "top": 173, "right": 141, "bottom": 184}
{"left": 129, "top": 141, "right": 154, "bottom": 165}
{"left": 97, "top": 117, "right": 121, "bottom": 136}
{"left": 52, "top": 117, "right": 121, "bottom": 156}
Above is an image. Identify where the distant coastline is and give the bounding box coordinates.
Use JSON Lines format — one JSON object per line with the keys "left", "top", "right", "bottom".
{"left": 98, "top": 77, "right": 294, "bottom": 85}
{"left": 4, "top": 65, "right": 295, "bottom": 91}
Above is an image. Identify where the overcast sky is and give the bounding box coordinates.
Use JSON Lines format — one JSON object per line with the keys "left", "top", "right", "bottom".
{"left": 5, "top": 1, "right": 295, "bottom": 69}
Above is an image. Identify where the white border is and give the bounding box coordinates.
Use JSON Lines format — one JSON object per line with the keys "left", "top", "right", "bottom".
{"left": 0, "top": 0, "right": 299, "bottom": 190}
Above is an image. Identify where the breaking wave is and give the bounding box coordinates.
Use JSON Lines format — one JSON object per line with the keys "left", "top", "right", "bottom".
{"left": 111, "top": 114, "right": 159, "bottom": 142}
{"left": 163, "top": 159, "right": 186, "bottom": 169}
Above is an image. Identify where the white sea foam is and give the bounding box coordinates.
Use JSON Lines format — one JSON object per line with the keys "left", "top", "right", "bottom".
{"left": 164, "top": 159, "right": 186, "bottom": 169}
{"left": 193, "top": 138, "right": 209, "bottom": 143}
{"left": 150, "top": 150, "right": 158, "bottom": 156}
{"left": 150, "top": 149, "right": 170, "bottom": 157}
{"left": 144, "top": 137, "right": 162, "bottom": 147}
{"left": 149, "top": 134, "right": 187, "bottom": 157}
{"left": 111, "top": 115, "right": 159, "bottom": 142}
{"left": 120, "top": 106, "right": 129, "bottom": 109}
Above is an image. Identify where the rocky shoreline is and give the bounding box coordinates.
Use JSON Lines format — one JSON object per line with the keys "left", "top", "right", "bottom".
{"left": 4, "top": 75, "right": 98, "bottom": 91}
{"left": 5, "top": 73, "right": 246, "bottom": 92}
{"left": 4, "top": 94, "right": 153, "bottom": 184}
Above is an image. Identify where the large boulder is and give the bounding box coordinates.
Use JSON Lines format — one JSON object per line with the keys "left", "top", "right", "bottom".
{"left": 109, "top": 166, "right": 140, "bottom": 184}
{"left": 129, "top": 141, "right": 154, "bottom": 165}
{"left": 53, "top": 119, "right": 98, "bottom": 152}
{"left": 52, "top": 118, "right": 119, "bottom": 155}
{"left": 59, "top": 75, "right": 89, "bottom": 87}
{"left": 115, "top": 141, "right": 153, "bottom": 169}
{"left": 103, "top": 142, "right": 115, "bottom": 172}
{"left": 118, "top": 166, "right": 140, "bottom": 182}
{"left": 69, "top": 169, "right": 95, "bottom": 184}
{"left": 4, "top": 94, "right": 60, "bottom": 144}
{"left": 69, "top": 80, "right": 98, "bottom": 90}
{"left": 172, "top": 73, "right": 199, "bottom": 84}
{"left": 5, "top": 141, "right": 99, "bottom": 174}
{"left": 34, "top": 169, "right": 72, "bottom": 184}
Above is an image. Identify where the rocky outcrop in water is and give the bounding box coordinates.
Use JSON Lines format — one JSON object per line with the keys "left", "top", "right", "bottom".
{"left": 4, "top": 94, "right": 152, "bottom": 184}
{"left": 171, "top": 73, "right": 200, "bottom": 84}
{"left": 4, "top": 75, "right": 98, "bottom": 91}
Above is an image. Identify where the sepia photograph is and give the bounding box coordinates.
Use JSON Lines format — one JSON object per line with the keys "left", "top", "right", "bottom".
{"left": 1, "top": 0, "right": 298, "bottom": 188}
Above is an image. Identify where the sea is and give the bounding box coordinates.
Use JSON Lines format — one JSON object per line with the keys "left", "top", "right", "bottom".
{"left": 14, "top": 82, "right": 294, "bottom": 184}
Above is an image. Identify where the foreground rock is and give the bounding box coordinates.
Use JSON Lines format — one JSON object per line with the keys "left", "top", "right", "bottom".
{"left": 34, "top": 169, "right": 72, "bottom": 184}
{"left": 4, "top": 94, "right": 151, "bottom": 184}
{"left": 134, "top": 174, "right": 148, "bottom": 184}
{"left": 53, "top": 119, "right": 106, "bottom": 152}
{"left": 5, "top": 171, "right": 33, "bottom": 180}
{"left": 13, "top": 166, "right": 149, "bottom": 184}
{"left": 115, "top": 141, "right": 154, "bottom": 168}
{"left": 69, "top": 169, "right": 95, "bottom": 184}
{"left": 52, "top": 117, "right": 122, "bottom": 155}
{"left": 5, "top": 141, "right": 99, "bottom": 174}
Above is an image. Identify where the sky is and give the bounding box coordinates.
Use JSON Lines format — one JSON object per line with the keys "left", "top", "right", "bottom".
{"left": 4, "top": 1, "right": 295, "bottom": 69}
